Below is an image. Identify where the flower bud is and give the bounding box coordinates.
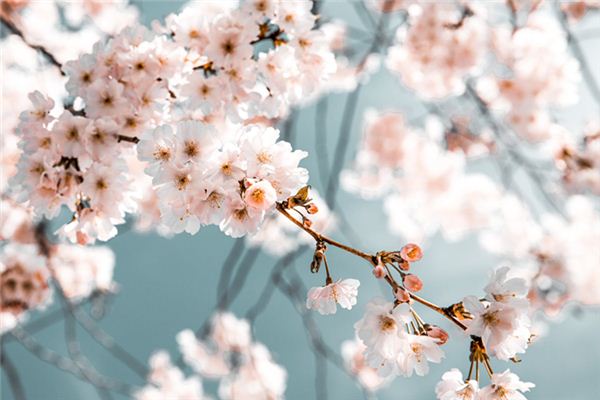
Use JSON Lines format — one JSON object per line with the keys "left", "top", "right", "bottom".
{"left": 307, "top": 203, "right": 319, "bottom": 214}
{"left": 372, "top": 264, "right": 387, "bottom": 279}
{"left": 426, "top": 325, "right": 449, "bottom": 345}
{"left": 403, "top": 274, "right": 423, "bottom": 292}
{"left": 399, "top": 260, "right": 410, "bottom": 271}
{"left": 394, "top": 287, "right": 410, "bottom": 303}
{"left": 400, "top": 243, "right": 423, "bottom": 262}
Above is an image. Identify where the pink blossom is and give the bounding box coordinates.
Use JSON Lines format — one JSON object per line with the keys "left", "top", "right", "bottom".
{"left": 435, "top": 369, "right": 479, "bottom": 400}
{"left": 306, "top": 278, "right": 360, "bottom": 315}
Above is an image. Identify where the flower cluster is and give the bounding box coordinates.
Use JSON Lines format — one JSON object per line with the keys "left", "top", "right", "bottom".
{"left": 0, "top": 200, "right": 116, "bottom": 333}
{"left": 51, "top": 244, "right": 115, "bottom": 300}
{"left": 477, "top": 14, "right": 580, "bottom": 142}
{"left": 315, "top": 244, "right": 445, "bottom": 380}
{"left": 163, "top": 1, "right": 335, "bottom": 120}
{"left": 436, "top": 368, "right": 534, "bottom": 400}
{"left": 13, "top": 90, "right": 140, "bottom": 243}
{"left": 1, "top": 0, "right": 138, "bottom": 63}
{"left": 135, "top": 351, "right": 209, "bottom": 400}
{"left": 481, "top": 195, "right": 600, "bottom": 316}
{"left": 139, "top": 122, "right": 308, "bottom": 237}
{"left": 341, "top": 337, "right": 390, "bottom": 392}
{"left": 11, "top": 1, "right": 332, "bottom": 243}
{"left": 174, "top": 312, "right": 287, "bottom": 400}
{"left": 342, "top": 110, "right": 501, "bottom": 243}
{"left": 463, "top": 267, "right": 532, "bottom": 361}
{"left": 386, "top": 3, "right": 488, "bottom": 99}
{"left": 354, "top": 299, "right": 445, "bottom": 378}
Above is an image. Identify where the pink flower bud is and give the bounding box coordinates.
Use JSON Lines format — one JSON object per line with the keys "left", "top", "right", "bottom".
{"left": 400, "top": 243, "right": 423, "bottom": 262}
{"left": 395, "top": 287, "right": 410, "bottom": 303}
{"left": 403, "top": 274, "right": 423, "bottom": 292}
{"left": 307, "top": 203, "right": 319, "bottom": 214}
{"left": 426, "top": 325, "right": 449, "bottom": 345}
{"left": 399, "top": 260, "right": 410, "bottom": 271}
{"left": 372, "top": 264, "right": 387, "bottom": 279}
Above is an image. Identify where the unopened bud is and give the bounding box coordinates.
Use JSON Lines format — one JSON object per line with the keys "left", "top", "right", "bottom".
{"left": 403, "top": 274, "right": 423, "bottom": 292}
{"left": 394, "top": 287, "right": 410, "bottom": 303}
{"left": 307, "top": 203, "right": 319, "bottom": 214}
{"left": 372, "top": 264, "right": 387, "bottom": 279}
{"left": 426, "top": 325, "right": 449, "bottom": 345}
{"left": 399, "top": 260, "right": 410, "bottom": 271}
{"left": 400, "top": 243, "right": 423, "bottom": 262}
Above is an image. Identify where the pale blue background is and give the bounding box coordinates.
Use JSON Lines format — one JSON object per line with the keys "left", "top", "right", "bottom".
{"left": 2, "top": 1, "right": 600, "bottom": 399}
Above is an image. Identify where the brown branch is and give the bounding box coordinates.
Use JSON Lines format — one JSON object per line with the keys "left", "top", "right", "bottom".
{"left": 276, "top": 204, "right": 372, "bottom": 262}
{"left": 1, "top": 15, "right": 65, "bottom": 76}
{"left": 116, "top": 135, "right": 140, "bottom": 144}
{"left": 275, "top": 203, "right": 469, "bottom": 331}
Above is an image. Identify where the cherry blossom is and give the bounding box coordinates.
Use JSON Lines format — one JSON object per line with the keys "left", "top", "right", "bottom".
{"left": 51, "top": 244, "right": 115, "bottom": 300}
{"left": 398, "top": 332, "right": 444, "bottom": 377}
{"left": 135, "top": 351, "right": 208, "bottom": 400}
{"left": 386, "top": 3, "right": 488, "bottom": 99}
{"left": 343, "top": 110, "right": 502, "bottom": 243}
{"left": 435, "top": 368, "right": 479, "bottom": 400}
{"left": 176, "top": 312, "right": 287, "bottom": 400}
{"left": 306, "top": 278, "right": 360, "bottom": 315}
{"left": 211, "top": 312, "right": 252, "bottom": 352}
{"left": 479, "top": 369, "right": 534, "bottom": 400}
{"left": 354, "top": 299, "right": 412, "bottom": 376}
{"left": 477, "top": 13, "right": 580, "bottom": 142}
{"left": 4, "top": 1, "right": 596, "bottom": 398}
{"left": 463, "top": 267, "right": 532, "bottom": 361}
{"left": 341, "top": 337, "right": 390, "bottom": 392}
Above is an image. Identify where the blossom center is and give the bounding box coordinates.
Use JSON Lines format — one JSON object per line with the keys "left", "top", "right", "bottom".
{"left": 257, "top": 151, "right": 272, "bottom": 164}
{"left": 154, "top": 147, "right": 171, "bottom": 161}
{"left": 175, "top": 173, "right": 191, "bottom": 190}
{"left": 250, "top": 188, "right": 265, "bottom": 203}
{"left": 184, "top": 140, "right": 200, "bottom": 158}
{"left": 379, "top": 315, "right": 396, "bottom": 332}
{"left": 482, "top": 310, "right": 499, "bottom": 326}
{"left": 95, "top": 178, "right": 108, "bottom": 191}
{"left": 222, "top": 39, "right": 235, "bottom": 55}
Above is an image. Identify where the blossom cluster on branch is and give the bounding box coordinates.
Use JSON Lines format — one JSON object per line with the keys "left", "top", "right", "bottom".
{"left": 1, "top": 0, "right": 599, "bottom": 399}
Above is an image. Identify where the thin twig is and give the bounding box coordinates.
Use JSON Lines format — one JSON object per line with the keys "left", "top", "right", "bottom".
{"left": 556, "top": 7, "right": 600, "bottom": 109}
{"left": 245, "top": 247, "right": 308, "bottom": 323}
{"left": 276, "top": 203, "right": 469, "bottom": 331}
{"left": 0, "top": 16, "right": 65, "bottom": 75}
{"left": 217, "top": 247, "right": 261, "bottom": 310}
{"left": 325, "top": 4, "right": 395, "bottom": 208}
{"left": 0, "top": 345, "right": 27, "bottom": 400}
{"left": 10, "top": 326, "right": 137, "bottom": 396}
{"left": 215, "top": 238, "right": 246, "bottom": 303}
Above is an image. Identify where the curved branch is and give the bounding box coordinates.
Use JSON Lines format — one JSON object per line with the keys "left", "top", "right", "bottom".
{"left": 275, "top": 203, "right": 469, "bottom": 331}
{"left": 0, "top": 16, "right": 65, "bottom": 76}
